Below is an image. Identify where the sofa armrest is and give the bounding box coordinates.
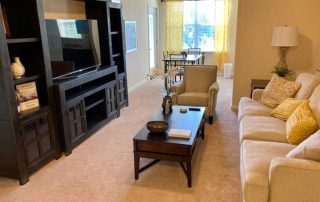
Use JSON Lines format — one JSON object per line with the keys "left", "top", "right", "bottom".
{"left": 269, "top": 158, "right": 320, "bottom": 202}
{"left": 170, "top": 81, "right": 185, "bottom": 104}
{"left": 207, "top": 82, "right": 219, "bottom": 117}
{"left": 252, "top": 89, "right": 264, "bottom": 101}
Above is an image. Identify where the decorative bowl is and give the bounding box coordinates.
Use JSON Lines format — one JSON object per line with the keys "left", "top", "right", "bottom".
{"left": 146, "top": 121, "right": 169, "bottom": 133}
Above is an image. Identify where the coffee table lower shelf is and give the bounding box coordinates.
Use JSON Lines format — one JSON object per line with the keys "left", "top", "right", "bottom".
{"left": 133, "top": 127, "right": 204, "bottom": 188}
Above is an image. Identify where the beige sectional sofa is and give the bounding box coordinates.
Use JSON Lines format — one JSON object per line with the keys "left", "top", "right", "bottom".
{"left": 238, "top": 73, "right": 320, "bottom": 202}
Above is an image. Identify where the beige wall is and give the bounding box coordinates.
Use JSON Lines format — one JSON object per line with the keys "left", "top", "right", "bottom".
{"left": 121, "top": 0, "right": 159, "bottom": 88}
{"left": 42, "top": 0, "right": 159, "bottom": 88}
{"left": 232, "top": 0, "right": 320, "bottom": 109}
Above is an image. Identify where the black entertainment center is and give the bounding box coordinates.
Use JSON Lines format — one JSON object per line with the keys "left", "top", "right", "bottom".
{"left": 0, "top": 0, "right": 128, "bottom": 184}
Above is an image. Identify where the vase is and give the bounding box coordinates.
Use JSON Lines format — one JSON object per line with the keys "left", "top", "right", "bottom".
{"left": 162, "top": 95, "right": 173, "bottom": 114}
{"left": 11, "top": 57, "right": 25, "bottom": 79}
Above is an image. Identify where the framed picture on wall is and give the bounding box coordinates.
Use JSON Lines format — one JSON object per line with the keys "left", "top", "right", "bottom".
{"left": 125, "top": 21, "right": 137, "bottom": 54}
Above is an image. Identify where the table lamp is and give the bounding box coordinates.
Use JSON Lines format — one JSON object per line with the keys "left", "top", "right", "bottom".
{"left": 271, "top": 26, "right": 298, "bottom": 68}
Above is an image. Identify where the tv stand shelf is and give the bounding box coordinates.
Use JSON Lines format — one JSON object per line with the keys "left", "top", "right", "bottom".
{"left": 54, "top": 65, "right": 119, "bottom": 155}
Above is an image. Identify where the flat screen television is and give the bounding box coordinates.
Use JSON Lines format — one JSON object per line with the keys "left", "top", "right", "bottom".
{"left": 46, "top": 19, "right": 101, "bottom": 79}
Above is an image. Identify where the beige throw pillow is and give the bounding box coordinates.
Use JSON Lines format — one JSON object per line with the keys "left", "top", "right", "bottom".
{"left": 286, "top": 130, "right": 320, "bottom": 161}
{"left": 260, "top": 74, "right": 301, "bottom": 108}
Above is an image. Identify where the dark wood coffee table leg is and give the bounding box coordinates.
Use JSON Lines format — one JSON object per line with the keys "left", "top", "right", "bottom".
{"left": 134, "top": 152, "right": 140, "bottom": 180}
{"left": 187, "top": 159, "right": 192, "bottom": 187}
{"left": 201, "top": 122, "right": 205, "bottom": 139}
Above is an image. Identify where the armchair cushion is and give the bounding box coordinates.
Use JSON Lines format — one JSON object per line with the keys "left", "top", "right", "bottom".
{"left": 177, "top": 92, "right": 208, "bottom": 106}
{"left": 184, "top": 65, "right": 216, "bottom": 93}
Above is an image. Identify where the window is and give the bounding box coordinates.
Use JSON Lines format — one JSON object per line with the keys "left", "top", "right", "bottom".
{"left": 183, "top": 1, "right": 215, "bottom": 51}
{"left": 57, "top": 20, "right": 82, "bottom": 39}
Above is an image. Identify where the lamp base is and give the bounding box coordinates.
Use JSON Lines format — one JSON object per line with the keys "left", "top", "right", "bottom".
{"left": 276, "top": 47, "right": 289, "bottom": 68}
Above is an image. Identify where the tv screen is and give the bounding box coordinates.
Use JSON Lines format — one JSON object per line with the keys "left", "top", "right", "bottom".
{"left": 46, "top": 19, "right": 101, "bottom": 79}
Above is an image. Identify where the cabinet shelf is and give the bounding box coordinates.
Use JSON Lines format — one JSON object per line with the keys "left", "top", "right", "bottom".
{"left": 85, "top": 99, "right": 105, "bottom": 111}
{"left": 19, "top": 106, "right": 48, "bottom": 120}
{"left": 112, "top": 53, "right": 121, "bottom": 58}
{"left": 111, "top": 31, "right": 119, "bottom": 35}
{"left": 14, "top": 74, "right": 41, "bottom": 85}
{"left": 7, "top": 38, "right": 40, "bottom": 44}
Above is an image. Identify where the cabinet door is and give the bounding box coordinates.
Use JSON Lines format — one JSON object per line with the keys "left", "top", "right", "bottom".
{"left": 20, "top": 111, "right": 55, "bottom": 169}
{"left": 67, "top": 100, "right": 87, "bottom": 142}
{"left": 118, "top": 77, "right": 127, "bottom": 107}
{"left": 106, "top": 83, "right": 118, "bottom": 117}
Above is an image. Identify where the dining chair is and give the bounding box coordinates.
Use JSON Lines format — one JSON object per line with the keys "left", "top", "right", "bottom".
{"left": 201, "top": 52, "right": 205, "bottom": 65}
{"left": 169, "top": 54, "right": 185, "bottom": 82}
{"left": 187, "top": 48, "right": 201, "bottom": 55}
{"left": 187, "top": 48, "right": 201, "bottom": 64}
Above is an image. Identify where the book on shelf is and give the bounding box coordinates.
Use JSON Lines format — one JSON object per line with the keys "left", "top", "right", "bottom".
{"left": 168, "top": 129, "right": 192, "bottom": 139}
{"left": 16, "top": 81, "right": 39, "bottom": 113}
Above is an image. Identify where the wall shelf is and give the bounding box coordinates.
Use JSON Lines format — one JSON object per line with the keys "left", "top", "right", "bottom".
{"left": 111, "top": 31, "right": 119, "bottom": 35}
{"left": 14, "top": 74, "right": 41, "bottom": 85}
{"left": 7, "top": 37, "right": 40, "bottom": 44}
{"left": 112, "top": 53, "right": 121, "bottom": 58}
{"left": 0, "top": 0, "right": 60, "bottom": 185}
{"left": 85, "top": 99, "right": 105, "bottom": 111}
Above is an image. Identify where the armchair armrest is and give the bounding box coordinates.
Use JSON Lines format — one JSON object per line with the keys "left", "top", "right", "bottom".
{"left": 207, "top": 82, "right": 219, "bottom": 116}
{"left": 269, "top": 158, "right": 320, "bottom": 202}
{"left": 170, "top": 81, "right": 185, "bottom": 104}
{"left": 252, "top": 89, "right": 264, "bottom": 101}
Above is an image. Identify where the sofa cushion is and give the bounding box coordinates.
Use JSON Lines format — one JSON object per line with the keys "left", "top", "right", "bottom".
{"left": 260, "top": 74, "right": 301, "bottom": 108}
{"left": 286, "top": 100, "right": 318, "bottom": 145}
{"left": 177, "top": 92, "right": 208, "bottom": 106}
{"left": 238, "top": 97, "right": 273, "bottom": 122}
{"left": 294, "top": 73, "right": 320, "bottom": 99}
{"left": 240, "top": 116, "right": 287, "bottom": 143}
{"left": 309, "top": 84, "right": 320, "bottom": 126}
{"left": 287, "top": 130, "right": 320, "bottom": 161}
{"left": 271, "top": 98, "right": 304, "bottom": 121}
{"left": 241, "top": 140, "right": 295, "bottom": 202}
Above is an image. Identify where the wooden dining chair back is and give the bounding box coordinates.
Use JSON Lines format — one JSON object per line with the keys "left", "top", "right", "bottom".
{"left": 169, "top": 54, "right": 185, "bottom": 82}
{"left": 201, "top": 52, "right": 205, "bottom": 65}
{"left": 187, "top": 48, "right": 201, "bottom": 55}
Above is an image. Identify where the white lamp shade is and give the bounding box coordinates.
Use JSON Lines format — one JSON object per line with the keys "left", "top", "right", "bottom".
{"left": 272, "top": 26, "right": 298, "bottom": 47}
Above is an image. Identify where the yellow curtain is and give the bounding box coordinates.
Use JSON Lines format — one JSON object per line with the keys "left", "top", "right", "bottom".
{"left": 165, "top": 1, "right": 184, "bottom": 54}
{"left": 213, "top": 0, "right": 231, "bottom": 71}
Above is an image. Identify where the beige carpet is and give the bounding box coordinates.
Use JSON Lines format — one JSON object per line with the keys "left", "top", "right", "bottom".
{"left": 0, "top": 76, "right": 240, "bottom": 202}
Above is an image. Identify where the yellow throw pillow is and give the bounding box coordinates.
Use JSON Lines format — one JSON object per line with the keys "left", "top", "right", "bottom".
{"left": 286, "top": 100, "right": 318, "bottom": 145}
{"left": 271, "top": 98, "right": 305, "bottom": 121}
{"left": 260, "top": 74, "right": 301, "bottom": 108}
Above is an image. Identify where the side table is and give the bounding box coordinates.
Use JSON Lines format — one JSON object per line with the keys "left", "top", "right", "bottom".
{"left": 251, "top": 79, "right": 270, "bottom": 98}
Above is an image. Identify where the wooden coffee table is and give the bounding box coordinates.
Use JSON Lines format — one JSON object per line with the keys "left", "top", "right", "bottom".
{"left": 133, "top": 106, "right": 205, "bottom": 187}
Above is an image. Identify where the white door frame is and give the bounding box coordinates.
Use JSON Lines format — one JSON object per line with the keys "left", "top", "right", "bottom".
{"left": 147, "top": 5, "right": 159, "bottom": 73}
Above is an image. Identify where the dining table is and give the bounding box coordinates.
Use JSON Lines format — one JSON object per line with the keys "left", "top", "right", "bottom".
{"left": 162, "top": 54, "right": 202, "bottom": 89}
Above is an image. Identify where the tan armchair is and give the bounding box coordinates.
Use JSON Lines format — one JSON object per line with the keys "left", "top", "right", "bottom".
{"left": 170, "top": 65, "right": 219, "bottom": 124}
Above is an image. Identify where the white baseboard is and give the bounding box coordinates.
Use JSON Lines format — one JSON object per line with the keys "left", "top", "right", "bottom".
{"left": 128, "top": 80, "right": 148, "bottom": 93}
